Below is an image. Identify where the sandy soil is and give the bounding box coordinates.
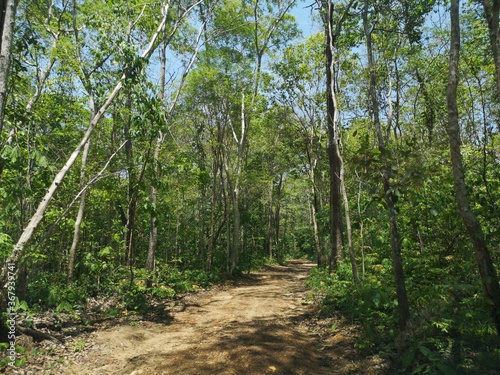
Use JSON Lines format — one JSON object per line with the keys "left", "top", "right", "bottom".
{"left": 4, "top": 260, "right": 390, "bottom": 374}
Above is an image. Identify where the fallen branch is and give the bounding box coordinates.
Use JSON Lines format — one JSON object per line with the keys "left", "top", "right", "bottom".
{"left": 16, "top": 324, "right": 65, "bottom": 345}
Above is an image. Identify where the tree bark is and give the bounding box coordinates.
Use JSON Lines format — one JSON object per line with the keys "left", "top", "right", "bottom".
{"left": 321, "top": 0, "right": 344, "bottom": 271}
{"left": 448, "top": 0, "right": 500, "bottom": 336}
{"left": 146, "top": 30, "right": 167, "bottom": 286}
{"left": 340, "top": 148, "right": 359, "bottom": 283}
{"left": 124, "top": 95, "right": 137, "bottom": 266}
{"left": 67, "top": 140, "right": 90, "bottom": 287}
{"left": 146, "top": 136, "right": 161, "bottom": 286}
{"left": 480, "top": 0, "right": 500, "bottom": 96}
{"left": 267, "top": 180, "right": 274, "bottom": 260}
{"left": 0, "top": 0, "right": 18, "bottom": 136}
{"left": 207, "top": 142, "right": 221, "bottom": 271}
{"left": 221, "top": 0, "right": 295, "bottom": 274}
{"left": 146, "top": 15, "right": 206, "bottom": 281}
{"left": 274, "top": 173, "right": 283, "bottom": 258}
{"left": 303, "top": 119, "right": 324, "bottom": 265}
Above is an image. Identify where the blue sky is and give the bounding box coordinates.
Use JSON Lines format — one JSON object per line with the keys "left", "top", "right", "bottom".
{"left": 290, "top": 0, "right": 320, "bottom": 38}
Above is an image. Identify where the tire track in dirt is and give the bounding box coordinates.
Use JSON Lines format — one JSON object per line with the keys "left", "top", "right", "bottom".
{"left": 63, "top": 260, "right": 333, "bottom": 375}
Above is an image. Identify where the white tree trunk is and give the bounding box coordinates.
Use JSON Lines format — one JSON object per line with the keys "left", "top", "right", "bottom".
{"left": 0, "top": 0, "right": 18, "bottom": 135}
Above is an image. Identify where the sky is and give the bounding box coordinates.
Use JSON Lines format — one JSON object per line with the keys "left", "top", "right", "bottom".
{"left": 289, "top": 0, "right": 320, "bottom": 38}
{"left": 146, "top": 1, "right": 322, "bottom": 89}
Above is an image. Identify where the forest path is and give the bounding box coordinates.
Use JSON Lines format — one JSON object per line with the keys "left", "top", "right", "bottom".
{"left": 64, "top": 260, "right": 338, "bottom": 375}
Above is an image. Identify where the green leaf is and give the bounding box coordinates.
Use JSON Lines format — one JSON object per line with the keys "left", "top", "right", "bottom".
{"left": 419, "top": 345, "right": 433, "bottom": 358}
{"left": 98, "top": 246, "right": 112, "bottom": 257}
{"left": 37, "top": 155, "right": 49, "bottom": 168}
{"left": 401, "top": 347, "right": 415, "bottom": 369}
{"left": 436, "top": 363, "right": 457, "bottom": 375}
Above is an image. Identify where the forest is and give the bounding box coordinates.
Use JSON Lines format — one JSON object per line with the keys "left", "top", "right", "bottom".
{"left": 1, "top": 0, "right": 500, "bottom": 373}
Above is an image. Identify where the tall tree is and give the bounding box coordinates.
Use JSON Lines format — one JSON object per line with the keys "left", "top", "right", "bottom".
{"left": 447, "top": 0, "right": 500, "bottom": 335}
{"left": 271, "top": 33, "right": 327, "bottom": 265}
{"left": 362, "top": 0, "right": 409, "bottom": 332}
{"left": 317, "top": 0, "right": 356, "bottom": 270}
{"left": 479, "top": 0, "right": 500, "bottom": 95}
{"left": 0, "top": 0, "right": 18, "bottom": 136}
{"left": 205, "top": 0, "right": 298, "bottom": 273}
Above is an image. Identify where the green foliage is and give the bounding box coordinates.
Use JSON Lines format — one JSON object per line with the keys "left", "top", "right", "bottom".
{"left": 401, "top": 343, "right": 459, "bottom": 375}
{"left": 0, "top": 232, "right": 14, "bottom": 259}
{"left": 308, "top": 255, "right": 500, "bottom": 372}
{"left": 1, "top": 1, "right": 499, "bottom": 373}
{"left": 123, "top": 285, "right": 148, "bottom": 312}
{"left": 72, "top": 339, "right": 86, "bottom": 353}
{"left": 25, "top": 273, "right": 87, "bottom": 312}
{"left": 308, "top": 261, "right": 399, "bottom": 348}
{"left": 150, "top": 285, "right": 175, "bottom": 299}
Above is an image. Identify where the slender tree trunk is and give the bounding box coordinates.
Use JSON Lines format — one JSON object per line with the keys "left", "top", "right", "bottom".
{"left": 480, "top": 0, "right": 500, "bottom": 96}
{"left": 274, "top": 174, "right": 283, "bottom": 258}
{"left": 67, "top": 6, "right": 96, "bottom": 283}
{"left": 322, "top": 0, "right": 358, "bottom": 281}
{"left": 322, "top": 0, "right": 343, "bottom": 270}
{"left": 267, "top": 180, "right": 274, "bottom": 260}
{"left": 123, "top": 94, "right": 137, "bottom": 265}
{"left": 146, "top": 136, "right": 161, "bottom": 287}
{"left": 310, "top": 197, "right": 322, "bottom": 264}
{"left": 207, "top": 152, "right": 219, "bottom": 271}
{"left": 198, "top": 190, "right": 206, "bottom": 263}
{"left": 231, "top": 179, "right": 240, "bottom": 273}
{"left": 220, "top": 166, "right": 231, "bottom": 273}
{"left": 356, "top": 172, "right": 366, "bottom": 278}
{"left": 305, "top": 126, "right": 323, "bottom": 265}
{"left": 146, "top": 31, "right": 167, "bottom": 286}
{"left": 318, "top": 0, "right": 356, "bottom": 271}
{"left": 67, "top": 140, "right": 90, "bottom": 287}
{"left": 339, "top": 150, "right": 359, "bottom": 283}
{"left": 0, "top": 0, "right": 18, "bottom": 136}
{"left": 448, "top": 0, "right": 500, "bottom": 335}
{"left": 145, "top": 15, "right": 206, "bottom": 280}
{"left": 363, "top": 1, "right": 409, "bottom": 332}
{"left": 226, "top": 91, "right": 247, "bottom": 274}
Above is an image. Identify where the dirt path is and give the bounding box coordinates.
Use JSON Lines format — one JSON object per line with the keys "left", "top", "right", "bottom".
{"left": 63, "top": 260, "right": 336, "bottom": 375}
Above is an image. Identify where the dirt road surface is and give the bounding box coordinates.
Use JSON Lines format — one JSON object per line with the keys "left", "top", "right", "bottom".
{"left": 63, "top": 260, "right": 330, "bottom": 374}
{"left": 2, "top": 260, "right": 390, "bottom": 374}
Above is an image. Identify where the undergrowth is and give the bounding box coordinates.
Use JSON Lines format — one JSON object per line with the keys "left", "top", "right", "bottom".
{"left": 306, "top": 260, "right": 500, "bottom": 374}
{"left": 14, "top": 264, "right": 223, "bottom": 318}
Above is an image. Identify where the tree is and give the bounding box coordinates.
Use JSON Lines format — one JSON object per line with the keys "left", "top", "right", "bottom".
{"left": 0, "top": 0, "right": 18, "bottom": 136}
{"left": 317, "top": 0, "right": 349, "bottom": 270}
{"left": 271, "top": 33, "right": 328, "bottom": 265}
{"left": 447, "top": 0, "right": 500, "bottom": 335}
{"left": 196, "top": 0, "right": 298, "bottom": 273}
{"left": 0, "top": 0, "right": 201, "bottom": 318}
{"left": 479, "top": 0, "right": 500, "bottom": 95}
{"left": 362, "top": 0, "right": 409, "bottom": 332}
